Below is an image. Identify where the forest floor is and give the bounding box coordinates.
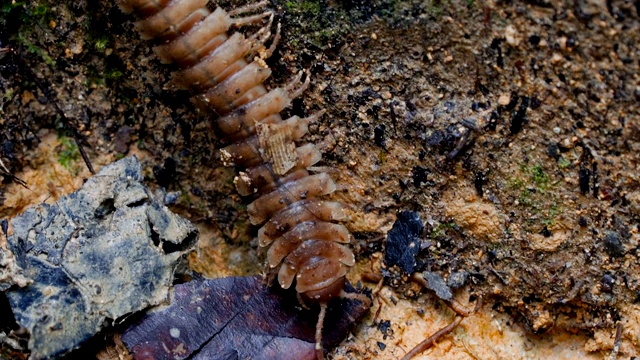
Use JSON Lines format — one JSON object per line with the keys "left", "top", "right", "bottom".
{"left": 1, "top": 0, "right": 639, "bottom": 359}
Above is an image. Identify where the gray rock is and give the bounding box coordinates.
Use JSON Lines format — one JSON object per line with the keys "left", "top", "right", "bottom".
{"left": 3, "top": 156, "right": 197, "bottom": 359}
{"left": 0, "top": 232, "right": 30, "bottom": 292}
{"left": 446, "top": 271, "right": 468, "bottom": 290}
{"left": 422, "top": 271, "right": 453, "bottom": 301}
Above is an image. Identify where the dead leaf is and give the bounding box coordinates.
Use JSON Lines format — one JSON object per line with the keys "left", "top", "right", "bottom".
{"left": 121, "top": 276, "right": 369, "bottom": 360}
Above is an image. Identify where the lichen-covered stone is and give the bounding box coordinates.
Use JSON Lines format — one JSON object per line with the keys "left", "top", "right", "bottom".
{"left": 3, "top": 156, "right": 197, "bottom": 359}
{"left": 0, "top": 231, "right": 30, "bottom": 292}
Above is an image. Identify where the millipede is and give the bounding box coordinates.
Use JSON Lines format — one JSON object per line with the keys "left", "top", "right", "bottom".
{"left": 115, "top": 0, "right": 371, "bottom": 358}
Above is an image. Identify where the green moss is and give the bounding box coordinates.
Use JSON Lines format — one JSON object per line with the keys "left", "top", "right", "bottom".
{"left": 427, "top": 0, "right": 451, "bottom": 17}
{"left": 508, "top": 176, "right": 525, "bottom": 190}
{"left": 31, "top": 3, "right": 49, "bottom": 17}
{"left": 104, "top": 68, "right": 124, "bottom": 80}
{"left": 530, "top": 164, "right": 550, "bottom": 189}
{"left": 1, "top": 1, "right": 30, "bottom": 25}
{"left": 541, "top": 204, "right": 561, "bottom": 227}
{"left": 557, "top": 157, "right": 571, "bottom": 169}
{"left": 518, "top": 188, "right": 533, "bottom": 208}
{"left": 431, "top": 221, "right": 456, "bottom": 238}
{"left": 16, "top": 32, "right": 55, "bottom": 66}
{"left": 513, "top": 163, "right": 550, "bottom": 191}
{"left": 180, "top": 188, "right": 192, "bottom": 205}
{"left": 87, "top": 66, "right": 104, "bottom": 86}
{"left": 3, "top": 88, "right": 14, "bottom": 101}
{"left": 2, "top": 1, "right": 56, "bottom": 65}
{"left": 285, "top": 0, "right": 321, "bottom": 14}
{"left": 57, "top": 137, "right": 80, "bottom": 171}
{"left": 87, "top": 64, "right": 124, "bottom": 86}
{"left": 85, "top": 16, "right": 111, "bottom": 53}
{"left": 510, "top": 163, "right": 563, "bottom": 233}
{"left": 282, "top": 0, "right": 336, "bottom": 49}
{"left": 93, "top": 36, "right": 110, "bottom": 52}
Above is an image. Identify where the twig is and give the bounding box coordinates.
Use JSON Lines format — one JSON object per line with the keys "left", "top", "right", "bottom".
{"left": 610, "top": 322, "right": 623, "bottom": 360}
{"left": 400, "top": 316, "right": 464, "bottom": 360}
{"left": 9, "top": 45, "right": 95, "bottom": 174}
{"left": 404, "top": 272, "right": 481, "bottom": 359}
{"left": 0, "top": 157, "right": 28, "bottom": 188}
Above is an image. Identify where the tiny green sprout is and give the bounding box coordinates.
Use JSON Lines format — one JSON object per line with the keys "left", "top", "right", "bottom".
{"left": 104, "top": 68, "right": 123, "bottom": 80}
{"left": 32, "top": 3, "right": 49, "bottom": 17}
{"left": 94, "top": 36, "right": 109, "bottom": 51}
{"left": 530, "top": 164, "right": 549, "bottom": 189}
{"left": 377, "top": 149, "right": 387, "bottom": 165}
{"left": 58, "top": 137, "right": 80, "bottom": 170}
{"left": 557, "top": 157, "right": 570, "bottom": 169}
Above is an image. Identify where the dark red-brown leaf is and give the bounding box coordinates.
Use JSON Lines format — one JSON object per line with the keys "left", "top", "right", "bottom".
{"left": 121, "top": 276, "right": 369, "bottom": 360}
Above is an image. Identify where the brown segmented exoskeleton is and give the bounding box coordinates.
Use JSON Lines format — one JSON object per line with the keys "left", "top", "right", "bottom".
{"left": 116, "top": 0, "right": 370, "bottom": 358}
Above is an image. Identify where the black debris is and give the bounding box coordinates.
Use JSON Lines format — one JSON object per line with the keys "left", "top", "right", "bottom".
{"left": 374, "top": 124, "right": 386, "bottom": 147}
{"left": 153, "top": 157, "right": 177, "bottom": 188}
{"left": 426, "top": 130, "right": 445, "bottom": 146}
{"left": 547, "top": 142, "right": 560, "bottom": 160}
{"left": 528, "top": 34, "right": 541, "bottom": 46}
{"left": 578, "top": 216, "right": 588, "bottom": 227}
{"left": 474, "top": 171, "right": 488, "bottom": 196}
{"left": 601, "top": 273, "right": 615, "bottom": 293}
{"left": 383, "top": 211, "right": 424, "bottom": 274}
{"left": 604, "top": 231, "right": 625, "bottom": 257}
{"left": 377, "top": 320, "right": 392, "bottom": 340}
{"left": 579, "top": 166, "right": 591, "bottom": 194}
{"left": 412, "top": 166, "right": 431, "bottom": 187}
{"left": 509, "top": 96, "right": 530, "bottom": 135}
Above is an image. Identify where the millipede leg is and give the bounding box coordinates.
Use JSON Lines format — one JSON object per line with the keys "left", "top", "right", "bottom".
{"left": 231, "top": 11, "right": 273, "bottom": 27}
{"left": 339, "top": 289, "right": 372, "bottom": 308}
{"left": 301, "top": 109, "right": 326, "bottom": 127}
{"left": 228, "top": 0, "right": 269, "bottom": 16}
{"left": 247, "top": 13, "right": 279, "bottom": 59}
{"left": 286, "top": 71, "right": 311, "bottom": 99}
{"left": 264, "top": 22, "right": 281, "bottom": 58}
{"left": 228, "top": 2, "right": 272, "bottom": 30}
{"left": 315, "top": 302, "right": 328, "bottom": 360}
{"left": 297, "top": 292, "right": 310, "bottom": 310}
{"left": 249, "top": 17, "right": 271, "bottom": 43}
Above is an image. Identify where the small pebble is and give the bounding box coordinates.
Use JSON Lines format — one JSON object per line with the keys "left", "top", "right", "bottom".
{"left": 604, "top": 231, "right": 625, "bottom": 257}
{"left": 601, "top": 273, "right": 614, "bottom": 293}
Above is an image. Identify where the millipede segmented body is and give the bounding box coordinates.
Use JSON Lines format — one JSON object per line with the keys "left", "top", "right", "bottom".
{"left": 116, "top": 0, "right": 369, "bottom": 358}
